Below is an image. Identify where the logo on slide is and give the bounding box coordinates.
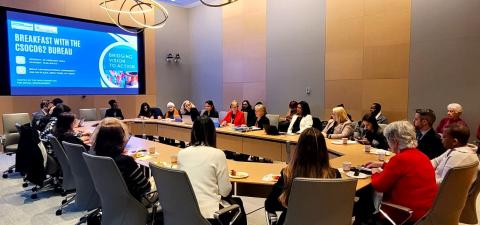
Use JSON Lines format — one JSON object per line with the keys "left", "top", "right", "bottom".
{"left": 99, "top": 34, "right": 138, "bottom": 88}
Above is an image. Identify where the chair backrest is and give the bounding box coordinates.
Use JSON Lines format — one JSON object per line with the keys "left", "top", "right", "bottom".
{"left": 62, "top": 142, "right": 100, "bottom": 211}
{"left": 99, "top": 108, "right": 108, "bottom": 119}
{"left": 2, "top": 113, "right": 30, "bottom": 148}
{"left": 460, "top": 170, "right": 480, "bottom": 224}
{"left": 47, "top": 135, "right": 75, "bottom": 191}
{"left": 312, "top": 117, "right": 322, "bottom": 130}
{"left": 284, "top": 177, "right": 357, "bottom": 225}
{"left": 219, "top": 111, "right": 228, "bottom": 121}
{"left": 415, "top": 161, "right": 479, "bottom": 225}
{"left": 266, "top": 114, "right": 280, "bottom": 127}
{"left": 149, "top": 163, "right": 211, "bottom": 225}
{"left": 83, "top": 153, "right": 147, "bottom": 225}
{"left": 79, "top": 108, "right": 97, "bottom": 121}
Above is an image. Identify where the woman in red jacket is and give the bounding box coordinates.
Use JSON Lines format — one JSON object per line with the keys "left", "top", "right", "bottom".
{"left": 221, "top": 100, "right": 246, "bottom": 127}
{"left": 363, "top": 121, "right": 438, "bottom": 224}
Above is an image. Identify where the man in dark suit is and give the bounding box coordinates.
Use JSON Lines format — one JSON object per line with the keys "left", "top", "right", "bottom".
{"left": 105, "top": 99, "right": 124, "bottom": 120}
{"left": 413, "top": 109, "right": 445, "bottom": 159}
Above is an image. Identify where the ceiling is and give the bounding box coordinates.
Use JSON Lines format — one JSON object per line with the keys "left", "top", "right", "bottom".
{"left": 156, "top": 0, "right": 201, "bottom": 8}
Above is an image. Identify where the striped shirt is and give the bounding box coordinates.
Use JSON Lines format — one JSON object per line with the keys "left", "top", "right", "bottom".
{"left": 113, "top": 154, "right": 151, "bottom": 200}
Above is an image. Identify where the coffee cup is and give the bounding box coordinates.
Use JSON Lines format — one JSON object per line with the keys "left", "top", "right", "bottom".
{"left": 170, "top": 154, "right": 178, "bottom": 164}
{"left": 364, "top": 145, "right": 371, "bottom": 153}
{"left": 378, "top": 152, "right": 386, "bottom": 161}
{"left": 342, "top": 138, "right": 348, "bottom": 144}
{"left": 342, "top": 161, "right": 352, "bottom": 172}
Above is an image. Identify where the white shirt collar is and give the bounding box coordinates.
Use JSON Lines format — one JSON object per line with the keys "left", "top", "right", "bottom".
{"left": 375, "top": 111, "right": 382, "bottom": 119}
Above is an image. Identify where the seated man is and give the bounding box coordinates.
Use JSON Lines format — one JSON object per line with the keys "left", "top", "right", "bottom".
{"left": 414, "top": 109, "right": 446, "bottom": 159}
{"left": 370, "top": 103, "right": 388, "bottom": 124}
{"left": 105, "top": 99, "right": 124, "bottom": 120}
{"left": 432, "top": 124, "right": 479, "bottom": 184}
{"left": 436, "top": 103, "right": 468, "bottom": 134}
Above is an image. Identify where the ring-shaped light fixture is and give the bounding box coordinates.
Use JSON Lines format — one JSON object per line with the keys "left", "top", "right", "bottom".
{"left": 200, "top": 0, "right": 239, "bottom": 7}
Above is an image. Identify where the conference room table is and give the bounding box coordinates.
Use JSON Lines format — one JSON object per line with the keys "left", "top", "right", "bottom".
{"left": 79, "top": 120, "right": 392, "bottom": 197}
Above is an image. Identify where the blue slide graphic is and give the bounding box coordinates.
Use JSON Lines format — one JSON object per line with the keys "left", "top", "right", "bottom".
{"left": 6, "top": 11, "right": 140, "bottom": 95}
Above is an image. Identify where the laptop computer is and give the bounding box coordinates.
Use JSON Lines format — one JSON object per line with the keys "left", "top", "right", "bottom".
{"left": 182, "top": 115, "right": 193, "bottom": 125}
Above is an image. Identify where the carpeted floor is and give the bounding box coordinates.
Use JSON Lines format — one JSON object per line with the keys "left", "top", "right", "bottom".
{"left": 0, "top": 154, "right": 267, "bottom": 225}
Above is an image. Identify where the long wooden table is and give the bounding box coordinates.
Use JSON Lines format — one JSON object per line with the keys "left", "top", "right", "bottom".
{"left": 81, "top": 120, "right": 393, "bottom": 196}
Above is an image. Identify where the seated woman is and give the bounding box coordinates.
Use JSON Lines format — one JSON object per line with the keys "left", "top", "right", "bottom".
{"left": 357, "top": 121, "right": 438, "bottom": 224}
{"left": 177, "top": 116, "right": 246, "bottom": 225}
{"left": 138, "top": 102, "right": 154, "bottom": 119}
{"left": 254, "top": 104, "right": 270, "bottom": 129}
{"left": 221, "top": 100, "right": 246, "bottom": 127}
{"left": 278, "top": 100, "right": 298, "bottom": 132}
{"left": 322, "top": 106, "right": 354, "bottom": 139}
{"left": 164, "top": 102, "right": 181, "bottom": 119}
{"left": 241, "top": 100, "right": 256, "bottom": 127}
{"left": 105, "top": 99, "right": 124, "bottom": 120}
{"left": 181, "top": 100, "right": 200, "bottom": 122}
{"left": 202, "top": 100, "right": 219, "bottom": 118}
{"left": 91, "top": 118, "right": 152, "bottom": 202}
{"left": 287, "top": 101, "right": 313, "bottom": 134}
{"left": 356, "top": 113, "right": 388, "bottom": 150}
{"left": 265, "top": 128, "right": 341, "bottom": 225}
{"left": 53, "top": 112, "right": 90, "bottom": 150}
{"left": 40, "top": 103, "right": 71, "bottom": 141}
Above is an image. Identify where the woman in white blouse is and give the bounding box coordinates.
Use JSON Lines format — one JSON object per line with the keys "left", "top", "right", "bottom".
{"left": 177, "top": 116, "right": 246, "bottom": 225}
{"left": 322, "top": 106, "right": 354, "bottom": 139}
{"left": 287, "top": 101, "right": 313, "bottom": 134}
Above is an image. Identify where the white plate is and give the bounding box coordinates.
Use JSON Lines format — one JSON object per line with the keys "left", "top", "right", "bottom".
{"left": 229, "top": 171, "right": 249, "bottom": 179}
{"left": 369, "top": 148, "right": 392, "bottom": 156}
{"left": 262, "top": 174, "right": 281, "bottom": 182}
{"left": 331, "top": 140, "right": 357, "bottom": 145}
{"left": 346, "top": 171, "right": 370, "bottom": 179}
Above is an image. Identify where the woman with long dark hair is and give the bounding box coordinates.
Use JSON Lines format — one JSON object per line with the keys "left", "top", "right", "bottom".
{"left": 202, "top": 100, "right": 219, "bottom": 118}
{"left": 138, "top": 102, "right": 153, "bottom": 118}
{"left": 53, "top": 112, "right": 90, "bottom": 150}
{"left": 177, "top": 116, "right": 246, "bottom": 225}
{"left": 287, "top": 101, "right": 313, "bottom": 134}
{"left": 357, "top": 113, "right": 388, "bottom": 150}
{"left": 265, "top": 128, "right": 341, "bottom": 224}
{"left": 241, "top": 100, "right": 256, "bottom": 127}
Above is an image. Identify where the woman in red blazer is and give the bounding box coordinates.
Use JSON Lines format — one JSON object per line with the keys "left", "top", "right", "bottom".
{"left": 221, "top": 100, "right": 246, "bottom": 127}
{"left": 364, "top": 121, "right": 438, "bottom": 223}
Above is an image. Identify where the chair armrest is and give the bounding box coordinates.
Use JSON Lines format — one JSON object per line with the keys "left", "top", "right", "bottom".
{"left": 379, "top": 202, "right": 413, "bottom": 225}
{"left": 213, "top": 204, "right": 241, "bottom": 225}
{"left": 141, "top": 190, "right": 158, "bottom": 206}
{"left": 265, "top": 210, "right": 278, "bottom": 225}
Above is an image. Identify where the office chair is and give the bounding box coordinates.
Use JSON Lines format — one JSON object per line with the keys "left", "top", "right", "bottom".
{"left": 79, "top": 108, "right": 97, "bottom": 121}
{"left": 1, "top": 113, "right": 31, "bottom": 178}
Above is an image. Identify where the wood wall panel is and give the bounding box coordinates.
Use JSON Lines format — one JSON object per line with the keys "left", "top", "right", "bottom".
{"left": 325, "top": 0, "right": 410, "bottom": 122}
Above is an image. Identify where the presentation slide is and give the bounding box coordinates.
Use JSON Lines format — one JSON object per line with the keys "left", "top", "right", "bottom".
{"left": 6, "top": 11, "right": 141, "bottom": 95}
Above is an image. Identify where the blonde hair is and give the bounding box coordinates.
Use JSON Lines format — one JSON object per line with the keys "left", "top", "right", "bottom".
{"left": 447, "top": 103, "right": 463, "bottom": 113}
{"left": 181, "top": 100, "right": 195, "bottom": 114}
{"left": 230, "top": 100, "right": 238, "bottom": 108}
{"left": 332, "top": 107, "right": 349, "bottom": 123}
{"left": 255, "top": 104, "right": 267, "bottom": 116}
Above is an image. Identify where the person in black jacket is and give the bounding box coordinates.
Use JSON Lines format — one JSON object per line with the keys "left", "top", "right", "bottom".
{"left": 202, "top": 100, "right": 219, "bottom": 118}
{"left": 356, "top": 113, "right": 388, "bottom": 150}
{"left": 181, "top": 100, "right": 200, "bottom": 122}
{"left": 265, "top": 128, "right": 341, "bottom": 225}
{"left": 414, "top": 109, "right": 446, "bottom": 159}
{"left": 241, "top": 100, "right": 256, "bottom": 127}
{"left": 254, "top": 104, "right": 270, "bottom": 129}
{"left": 53, "top": 112, "right": 90, "bottom": 150}
{"left": 105, "top": 99, "right": 124, "bottom": 120}
{"left": 138, "top": 102, "right": 153, "bottom": 118}
{"left": 92, "top": 118, "right": 152, "bottom": 201}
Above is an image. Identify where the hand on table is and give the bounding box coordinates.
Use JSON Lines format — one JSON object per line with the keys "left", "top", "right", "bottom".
{"left": 364, "top": 161, "right": 384, "bottom": 169}
{"left": 371, "top": 167, "right": 383, "bottom": 174}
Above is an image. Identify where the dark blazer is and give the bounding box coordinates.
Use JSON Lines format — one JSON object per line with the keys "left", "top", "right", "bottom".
{"left": 255, "top": 115, "right": 270, "bottom": 129}
{"left": 417, "top": 129, "right": 446, "bottom": 159}
{"left": 105, "top": 108, "right": 124, "bottom": 120}
{"left": 202, "top": 110, "right": 219, "bottom": 118}
{"left": 183, "top": 108, "right": 200, "bottom": 122}
{"left": 242, "top": 109, "right": 256, "bottom": 127}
